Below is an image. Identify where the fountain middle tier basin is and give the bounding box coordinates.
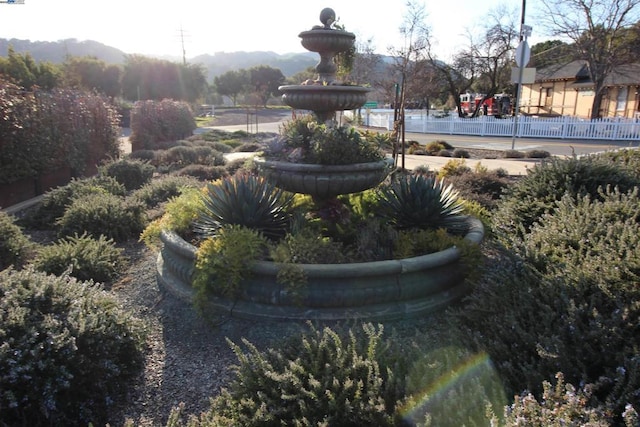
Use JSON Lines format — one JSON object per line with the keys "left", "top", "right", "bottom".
{"left": 279, "top": 84, "right": 370, "bottom": 112}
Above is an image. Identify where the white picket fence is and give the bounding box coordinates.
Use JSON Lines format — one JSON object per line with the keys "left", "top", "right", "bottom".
{"left": 353, "top": 110, "right": 640, "bottom": 141}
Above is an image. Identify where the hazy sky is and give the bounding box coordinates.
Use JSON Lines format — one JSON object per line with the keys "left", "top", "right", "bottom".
{"left": 0, "top": 0, "right": 546, "bottom": 61}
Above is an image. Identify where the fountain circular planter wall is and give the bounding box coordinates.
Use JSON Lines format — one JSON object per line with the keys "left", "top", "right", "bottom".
{"left": 156, "top": 216, "right": 484, "bottom": 321}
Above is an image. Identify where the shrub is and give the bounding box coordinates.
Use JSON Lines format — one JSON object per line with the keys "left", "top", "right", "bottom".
{"left": 492, "top": 154, "right": 640, "bottom": 240}
{"left": 503, "top": 149, "right": 525, "bottom": 158}
{"left": 436, "top": 149, "right": 452, "bottom": 157}
{"left": 129, "top": 99, "right": 196, "bottom": 151}
{"left": 376, "top": 174, "right": 467, "bottom": 233}
{"left": 224, "top": 158, "right": 251, "bottom": 175}
{"left": 130, "top": 175, "right": 201, "bottom": 208}
{"left": 455, "top": 189, "right": 640, "bottom": 421}
{"left": 32, "top": 233, "right": 124, "bottom": 283}
{"left": 271, "top": 228, "right": 349, "bottom": 264}
{"left": 127, "top": 149, "right": 158, "bottom": 164}
{"left": 140, "top": 187, "right": 202, "bottom": 248}
{"left": 425, "top": 141, "right": 445, "bottom": 154}
{"left": 56, "top": 193, "right": 146, "bottom": 242}
{"left": 193, "top": 225, "right": 268, "bottom": 302}
{"left": 447, "top": 170, "right": 511, "bottom": 209}
{"left": 490, "top": 373, "right": 614, "bottom": 426}
{"left": 0, "top": 267, "right": 146, "bottom": 426}
{"left": 173, "top": 165, "right": 229, "bottom": 181}
{"left": 0, "top": 210, "right": 34, "bottom": 270}
{"left": 24, "top": 176, "right": 126, "bottom": 228}
{"left": 99, "top": 158, "right": 155, "bottom": 191}
{"left": 452, "top": 148, "right": 470, "bottom": 158}
{"left": 195, "top": 174, "right": 294, "bottom": 240}
{"left": 168, "top": 324, "right": 401, "bottom": 426}
{"left": 525, "top": 149, "right": 551, "bottom": 158}
{"left": 437, "top": 158, "right": 472, "bottom": 178}
{"left": 233, "top": 142, "right": 262, "bottom": 152}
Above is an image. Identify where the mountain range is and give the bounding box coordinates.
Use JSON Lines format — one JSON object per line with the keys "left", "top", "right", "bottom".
{"left": 0, "top": 38, "right": 319, "bottom": 80}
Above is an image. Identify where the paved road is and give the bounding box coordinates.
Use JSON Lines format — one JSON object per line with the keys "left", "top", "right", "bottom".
{"left": 204, "top": 120, "right": 638, "bottom": 158}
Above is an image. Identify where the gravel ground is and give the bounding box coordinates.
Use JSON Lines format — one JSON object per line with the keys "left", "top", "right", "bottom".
{"left": 106, "top": 242, "right": 459, "bottom": 426}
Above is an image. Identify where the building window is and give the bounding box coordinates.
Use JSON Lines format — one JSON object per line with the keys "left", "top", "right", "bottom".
{"left": 616, "top": 87, "right": 628, "bottom": 113}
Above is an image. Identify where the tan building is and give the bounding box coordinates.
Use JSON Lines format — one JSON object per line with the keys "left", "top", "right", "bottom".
{"left": 520, "top": 60, "right": 640, "bottom": 119}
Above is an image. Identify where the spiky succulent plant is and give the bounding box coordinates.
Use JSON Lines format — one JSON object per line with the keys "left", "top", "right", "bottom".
{"left": 195, "top": 174, "right": 294, "bottom": 240}
{"left": 377, "top": 174, "right": 467, "bottom": 233}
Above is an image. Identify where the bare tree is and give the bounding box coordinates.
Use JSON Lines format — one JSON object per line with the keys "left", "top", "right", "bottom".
{"left": 387, "top": 1, "right": 432, "bottom": 167}
{"left": 537, "top": 0, "right": 640, "bottom": 118}
{"left": 429, "top": 6, "right": 517, "bottom": 117}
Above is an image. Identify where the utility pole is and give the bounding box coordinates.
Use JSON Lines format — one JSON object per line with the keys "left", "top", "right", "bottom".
{"left": 178, "top": 26, "right": 189, "bottom": 65}
{"left": 511, "top": 0, "right": 531, "bottom": 149}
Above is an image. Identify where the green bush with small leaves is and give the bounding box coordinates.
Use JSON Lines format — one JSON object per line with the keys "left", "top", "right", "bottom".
{"left": 173, "top": 165, "right": 228, "bottom": 181}
{"left": 437, "top": 158, "right": 471, "bottom": 178}
{"left": 193, "top": 225, "right": 268, "bottom": 305}
{"left": 166, "top": 323, "right": 401, "bottom": 427}
{"left": 32, "top": 233, "right": 124, "bottom": 283}
{"left": 492, "top": 153, "right": 640, "bottom": 240}
{"left": 447, "top": 169, "right": 511, "bottom": 210}
{"left": 99, "top": 158, "right": 156, "bottom": 191}
{"left": 456, "top": 188, "right": 640, "bottom": 421}
{"left": 24, "top": 176, "right": 126, "bottom": 228}
{"left": 130, "top": 175, "right": 201, "bottom": 208}
{"left": 56, "top": 192, "right": 146, "bottom": 242}
{"left": 0, "top": 210, "right": 34, "bottom": 270}
{"left": 0, "top": 267, "right": 146, "bottom": 427}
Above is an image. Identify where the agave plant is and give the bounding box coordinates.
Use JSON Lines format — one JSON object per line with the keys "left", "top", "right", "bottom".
{"left": 377, "top": 174, "right": 467, "bottom": 233}
{"left": 195, "top": 174, "right": 294, "bottom": 240}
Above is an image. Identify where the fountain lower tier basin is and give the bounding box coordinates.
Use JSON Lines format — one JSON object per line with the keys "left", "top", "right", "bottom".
{"left": 254, "top": 157, "right": 394, "bottom": 199}
{"left": 279, "top": 85, "right": 370, "bottom": 112}
{"left": 156, "top": 216, "right": 485, "bottom": 321}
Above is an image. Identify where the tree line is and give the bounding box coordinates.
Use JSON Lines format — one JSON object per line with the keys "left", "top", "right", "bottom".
{"left": 1, "top": 0, "right": 639, "bottom": 119}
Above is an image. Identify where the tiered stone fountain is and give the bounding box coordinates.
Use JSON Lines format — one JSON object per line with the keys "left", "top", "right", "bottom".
{"left": 254, "top": 7, "right": 394, "bottom": 200}
{"left": 156, "top": 8, "right": 484, "bottom": 321}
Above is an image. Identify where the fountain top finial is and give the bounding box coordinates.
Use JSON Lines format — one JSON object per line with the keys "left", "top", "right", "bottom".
{"left": 319, "top": 8, "right": 336, "bottom": 29}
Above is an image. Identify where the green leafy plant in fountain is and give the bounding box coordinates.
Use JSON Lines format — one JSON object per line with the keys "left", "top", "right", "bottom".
{"left": 0, "top": 267, "right": 146, "bottom": 426}
{"left": 192, "top": 225, "right": 268, "bottom": 309}
{"left": 32, "top": 232, "right": 124, "bottom": 283}
{"left": 269, "top": 115, "right": 385, "bottom": 165}
{"left": 140, "top": 187, "right": 203, "bottom": 249}
{"left": 377, "top": 174, "right": 467, "bottom": 233}
{"left": 195, "top": 174, "right": 294, "bottom": 240}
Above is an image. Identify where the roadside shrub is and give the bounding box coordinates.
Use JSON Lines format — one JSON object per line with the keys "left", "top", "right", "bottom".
{"left": 130, "top": 175, "right": 201, "bottom": 208}
{"left": 22, "top": 176, "right": 126, "bottom": 228}
{"left": 455, "top": 188, "right": 640, "bottom": 421}
{"left": 436, "top": 149, "right": 452, "bottom": 157}
{"left": 99, "top": 158, "right": 155, "bottom": 191}
{"left": 525, "top": 149, "right": 551, "bottom": 158}
{"left": 0, "top": 267, "right": 146, "bottom": 426}
{"left": 492, "top": 154, "right": 640, "bottom": 240}
{"left": 56, "top": 193, "right": 146, "bottom": 242}
{"left": 0, "top": 211, "right": 34, "bottom": 270}
{"left": 173, "top": 165, "right": 228, "bottom": 181}
{"left": 32, "top": 233, "right": 125, "bottom": 283}
{"left": 437, "top": 158, "right": 471, "bottom": 179}
{"left": 503, "top": 149, "right": 525, "bottom": 158}
{"left": 452, "top": 148, "right": 470, "bottom": 158}
{"left": 425, "top": 141, "right": 445, "bottom": 154}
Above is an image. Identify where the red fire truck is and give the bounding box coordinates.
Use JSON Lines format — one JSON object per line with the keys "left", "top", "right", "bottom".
{"left": 459, "top": 93, "right": 511, "bottom": 117}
